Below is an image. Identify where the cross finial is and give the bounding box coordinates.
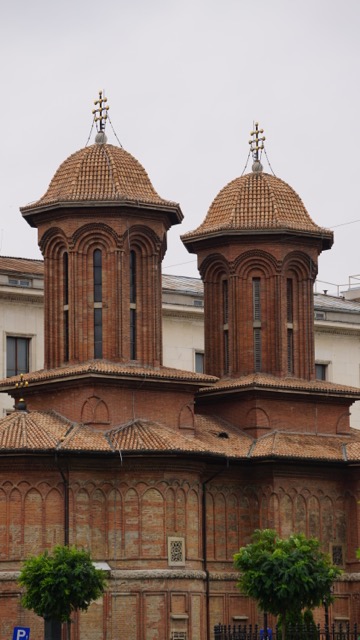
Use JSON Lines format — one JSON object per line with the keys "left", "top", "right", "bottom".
{"left": 15, "top": 373, "right": 29, "bottom": 411}
{"left": 92, "top": 90, "right": 110, "bottom": 143}
{"left": 249, "top": 122, "right": 266, "bottom": 172}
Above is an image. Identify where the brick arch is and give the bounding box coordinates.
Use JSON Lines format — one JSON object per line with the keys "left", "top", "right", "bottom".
{"left": 294, "top": 493, "right": 307, "bottom": 534}
{"left": 308, "top": 495, "right": 320, "bottom": 538}
{"left": 91, "top": 488, "right": 106, "bottom": 559}
{"left": 124, "top": 488, "right": 139, "bottom": 557}
{"left": 81, "top": 396, "right": 110, "bottom": 425}
{"left": 336, "top": 411, "right": 351, "bottom": 433}
{"left": 39, "top": 226, "right": 68, "bottom": 255}
{"left": 123, "top": 225, "right": 162, "bottom": 256}
{"left": 187, "top": 489, "right": 200, "bottom": 558}
{"left": 178, "top": 403, "right": 194, "bottom": 431}
{"left": 44, "top": 488, "right": 64, "bottom": 549}
{"left": 321, "top": 495, "right": 334, "bottom": 543}
{"left": 72, "top": 222, "right": 121, "bottom": 252}
{"left": 9, "top": 488, "right": 21, "bottom": 559}
{"left": 234, "top": 249, "right": 279, "bottom": 279}
{"left": 24, "top": 488, "right": 43, "bottom": 556}
{"left": 141, "top": 488, "right": 165, "bottom": 557}
{"left": 200, "top": 253, "right": 230, "bottom": 282}
{"left": 107, "top": 488, "right": 122, "bottom": 559}
{"left": 74, "top": 488, "right": 91, "bottom": 549}
{"left": 282, "top": 250, "right": 316, "bottom": 280}
{"left": 245, "top": 406, "right": 270, "bottom": 431}
{"left": 0, "top": 489, "right": 6, "bottom": 559}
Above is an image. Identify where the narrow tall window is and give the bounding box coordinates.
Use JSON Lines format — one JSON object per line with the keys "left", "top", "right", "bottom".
{"left": 7, "top": 337, "right": 30, "bottom": 377}
{"left": 287, "top": 278, "right": 294, "bottom": 374}
{"left": 130, "top": 251, "right": 137, "bottom": 360}
{"left": 222, "top": 279, "right": 229, "bottom": 374}
{"left": 93, "top": 249, "right": 102, "bottom": 358}
{"left": 253, "top": 278, "right": 261, "bottom": 372}
{"left": 63, "top": 252, "right": 69, "bottom": 361}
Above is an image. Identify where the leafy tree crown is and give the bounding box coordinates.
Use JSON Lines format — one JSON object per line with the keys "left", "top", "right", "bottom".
{"left": 18, "top": 546, "right": 107, "bottom": 623}
{"left": 234, "top": 529, "right": 341, "bottom": 620}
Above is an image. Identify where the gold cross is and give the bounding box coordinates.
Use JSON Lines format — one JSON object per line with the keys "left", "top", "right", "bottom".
{"left": 15, "top": 373, "right": 28, "bottom": 392}
{"left": 92, "top": 90, "right": 110, "bottom": 131}
{"left": 249, "top": 122, "right": 266, "bottom": 161}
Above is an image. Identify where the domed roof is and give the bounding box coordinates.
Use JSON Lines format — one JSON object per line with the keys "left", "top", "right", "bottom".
{"left": 21, "top": 142, "right": 178, "bottom": 213}
{"left": 182, "top": 171, "right": 333, "bottom": 247}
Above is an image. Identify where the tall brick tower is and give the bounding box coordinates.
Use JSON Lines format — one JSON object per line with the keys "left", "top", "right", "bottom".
{"left": 183, "top": 123, "right": 333, "bottom": 380}
{"left": 21, "top": 92, "right": 183, "bottom": 371}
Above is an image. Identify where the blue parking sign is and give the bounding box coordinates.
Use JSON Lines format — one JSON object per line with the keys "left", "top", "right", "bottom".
{"left": 12, "top": 627, "right": 30, "bottom": 640}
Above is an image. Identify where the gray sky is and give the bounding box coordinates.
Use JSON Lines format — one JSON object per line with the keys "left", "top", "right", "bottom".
{"left": 1, "top": 0, "right": 359, "bottom": 294}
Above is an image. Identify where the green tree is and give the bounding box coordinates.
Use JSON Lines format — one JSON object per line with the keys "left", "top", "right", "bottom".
{"left": 18, "top": 545, "right": 107, "bottom": 632}
{"left": 234, "top": 529, "right": 341, "bottom": 639}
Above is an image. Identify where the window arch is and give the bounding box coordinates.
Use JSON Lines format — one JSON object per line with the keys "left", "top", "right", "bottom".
{"left": 93, "top": 249, "right": 102, "bottom": 358}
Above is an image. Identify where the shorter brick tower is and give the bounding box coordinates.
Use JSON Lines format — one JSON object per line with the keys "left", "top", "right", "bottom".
{"left": 183, "top": 124, "right": 333, "bottom": 381}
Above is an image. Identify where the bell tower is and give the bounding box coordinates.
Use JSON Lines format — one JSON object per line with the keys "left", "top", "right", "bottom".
{"left": 182, "top": 124, "right": 333, "bottom": 380}
{"left": 21, "top": 92, "right": 183, "bottom": 370}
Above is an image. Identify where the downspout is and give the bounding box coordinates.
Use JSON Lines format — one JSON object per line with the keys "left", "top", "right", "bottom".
{"left": 55, "top": 454, "right": 69, "bottom": 546}
{"left": 202, "top": 458, "right": 229, "bottom": 640}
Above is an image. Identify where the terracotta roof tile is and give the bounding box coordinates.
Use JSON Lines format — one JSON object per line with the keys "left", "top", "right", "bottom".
{"left": 0, "top": 410, "right": 360, "bottom": 463}
{"left": 0, "top": 257, "right": 44, "bottom": 277}
{"left": 183, "top": 172, "right": 333, "bottom": 243}
{"left": 21, "top": 144, "right": 178, "bottom": 211}
{"left": 0, "top": 360, "right": 217, "bottom": 389}
{"left": 251, "top": 431, "right": 350, "bottom": 461}
{"left": 199, "top": 373, "right": 360, "bottom": 398}
{"left": 0, "top": 410, "right": 72, "bottom": 451}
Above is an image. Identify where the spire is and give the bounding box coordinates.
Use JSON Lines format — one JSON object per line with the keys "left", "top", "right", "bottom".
{"left": 92, "top": 90, "right": 110, "bottom": 144}
{"left": 249, "top": 122, "right": 266, "bottom": 173}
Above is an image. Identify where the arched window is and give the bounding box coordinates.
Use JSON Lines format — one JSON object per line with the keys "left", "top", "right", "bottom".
{"left": 222, "top": 279, "right": 229, "bottom": 374}
{"left": 63, "top": 252, "right": 69, "bottom": 361}
{"left": 253, "top": 277, "right": 262, "bottom": 372}
{"left": 287, "top": 278, "right": 294, "bottom": 374}
{"left": 93, "top": 249, "right": 102, "bottom": 358}
{"left": 130, "top": 250, "right": 137, "bottom": 360}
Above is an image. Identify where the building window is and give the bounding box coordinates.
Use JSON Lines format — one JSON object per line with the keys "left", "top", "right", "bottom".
{"left": 315, "top": 363, "right": 328, "bottom": 380}
{"left": 253, "top": 278, "right": 262, "bottom": 372}
{"left": 331, "top": 544, "right": 344, "bottom": 567}
{"left": 168, "top": 536, "right": 185, "bottom": 566}
{"left": 8, "top": 278, "right": 31, "bottom": 287}
{"left": 7, "top": 337, "right": 30, "bottom": 377}
{"left": 63, "top": 252, "right": 69, "bottom": 362}
{"left": 222, "top": 279, "right": 229, "bottom": 374}
{"left": 195, "top": 351, "right": 204, "bottom": 373}
{"left": 130, "top": 250, "right": 137, "bottom": 360}
{"left": 93, "top": 249, "right": 102, "bottom": 358}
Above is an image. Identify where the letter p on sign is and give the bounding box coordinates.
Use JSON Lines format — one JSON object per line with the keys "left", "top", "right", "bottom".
{"left": 12, "top": 627, "right": 30, "bottom": 640}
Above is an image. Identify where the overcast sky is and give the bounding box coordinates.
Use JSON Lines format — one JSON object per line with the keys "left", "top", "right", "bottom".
{"left": 1, "top": 0, "right": 359, "bottom": 294}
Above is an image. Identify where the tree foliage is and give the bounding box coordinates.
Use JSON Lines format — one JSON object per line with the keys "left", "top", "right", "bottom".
{"left": 234, "top": 529, "right": 341, "bottom": 623}
{"left": 18, "top": 546, "right": 107, "bottom": 623}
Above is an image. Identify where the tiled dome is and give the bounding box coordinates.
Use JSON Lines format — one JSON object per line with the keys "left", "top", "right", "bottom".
{"left": 183, "top": 171, "right": 333, "bottom": 244}
{"left": 22, "top": 143, "right": 174, "bottom": 211}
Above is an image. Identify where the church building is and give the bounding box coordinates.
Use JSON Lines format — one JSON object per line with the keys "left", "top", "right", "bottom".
{"left": 0, "top": 96, "right": 359, "bottom": 640}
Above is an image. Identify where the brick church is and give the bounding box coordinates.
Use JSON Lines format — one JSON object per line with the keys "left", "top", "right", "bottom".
{"left": 0, "top": 96, "right": 359, "bottom": 640}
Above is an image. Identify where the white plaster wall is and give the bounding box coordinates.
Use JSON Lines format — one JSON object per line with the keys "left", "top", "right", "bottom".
{"left": 0, "top": 296, "right": 44, "bottom": 416}
{"left": 162, "top": 315, "right": 204, "bottom": 371}
{"left": 315, "top": 329, "right": 360, "bottom": 429}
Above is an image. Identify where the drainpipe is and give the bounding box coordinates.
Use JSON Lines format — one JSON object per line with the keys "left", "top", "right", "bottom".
{"left": 55, "top": 455, "right": 69, "bottom": 546}
{"left": 202, "top": 459, "right": 229, "bottom": 640}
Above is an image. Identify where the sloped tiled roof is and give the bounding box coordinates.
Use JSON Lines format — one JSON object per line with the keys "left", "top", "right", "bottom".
{"left": 0, "top": 360, "right": 217, "bottom": 390}
{"left": 0, "top": 410, "right": 359, "bottom": 463}
{"left": 0, "top": 257, "right": 44, "bottom": 277}
{"left": 0, "top": 410, "right": 73, "bottom": 451}
{"left": 198, "top": 372, "right": 360, "bottom": 398}
{"left": 21, "top": 144, "right": 180, "bottom": 212}
{"left": 251, "top": 431, "right": 349, "bottom": 461}
{"left": 182, "top": 171, "right": 333, "bottom": 244}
